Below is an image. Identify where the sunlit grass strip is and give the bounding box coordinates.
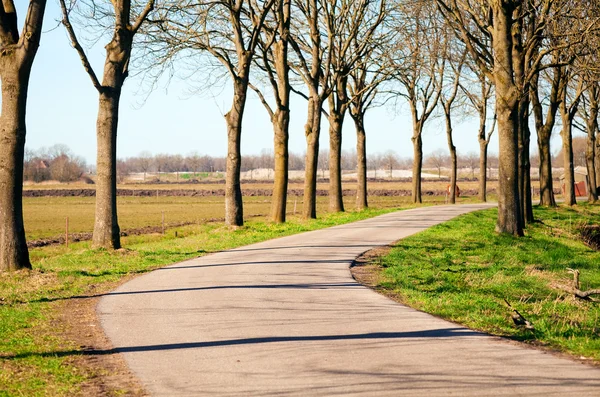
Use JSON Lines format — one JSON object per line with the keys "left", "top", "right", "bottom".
{"left": 374, "top": 204, "right": 600, "bottom": 361}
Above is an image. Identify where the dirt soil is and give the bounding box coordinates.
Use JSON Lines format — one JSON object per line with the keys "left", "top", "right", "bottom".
{"left": 54, "top": 279, "right": 148, "bottom": 396}
{"left": 23, "top": 188, "right": 490, "bottom": 198}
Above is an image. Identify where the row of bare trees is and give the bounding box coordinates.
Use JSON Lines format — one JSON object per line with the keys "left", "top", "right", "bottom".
{"left": 2, "top": 0, "right": 600, "bottom": 272}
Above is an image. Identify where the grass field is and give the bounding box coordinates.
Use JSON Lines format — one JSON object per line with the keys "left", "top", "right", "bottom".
{"left": 357, "top": 204, "right": 600, "bottom": 361}
{"left": 23, "top": 181, "right": 485, "bottom": 240}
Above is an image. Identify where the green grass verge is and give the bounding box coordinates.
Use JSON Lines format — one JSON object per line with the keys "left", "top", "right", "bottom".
{"left": 373, "top": 203, "right": 600, "bottom": 361}
{"left": 1, "top": 206, "right": 399, "bottom": 396}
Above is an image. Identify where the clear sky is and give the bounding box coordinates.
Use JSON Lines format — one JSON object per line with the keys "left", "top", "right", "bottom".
{"left": 24, "top": 3, "right": 516, "bottom": 166}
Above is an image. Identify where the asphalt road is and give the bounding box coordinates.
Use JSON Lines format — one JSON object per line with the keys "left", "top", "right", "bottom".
{"left": 98, "top": 205, "right": 600, "bottom": 396}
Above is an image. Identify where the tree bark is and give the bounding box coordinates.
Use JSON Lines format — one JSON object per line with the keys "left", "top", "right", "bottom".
{"left": 521, "top": 115, "right": 534, "bottom": 223}
{"left": 560, "top": 99, "right": 577, "bottom": 206}
{"left": 270, "top": 29, "right": 291, "bottom": 223}
{"left": 0, "top": 0, "right": 47, "bottom": 271}
{"left": 445, "top": 110, "right": 457, "bottom": 204}
{"left": 328, "top": 111, "right": 344, "bottom": 212}
{"left": 492, "top": 3, "right": 523, "bottom": 236}
{"left": 537, "top": 132, "right": 556, "bottom": 206}
{"left": 0, "top": 75, "right": 31, "bottom": 271}
{"left": 478, "top": 139, "right": 489, "bottom": 202}
{"left": 271, "top": 108, "right": 289, "bottom": 222}
{"left": 93, "top": 90, "right": 122, "bottom": 248}
{"left": 412, "top": 122, "right": 424, "bottom": 204}
{"left": 584, "top": 84, "right": 599, "bottom": 202}
{"left": 586, "top": 132, "right": 598, "bottom": 203}
{"left": 354, "top": 114, "right": 368, "bottom": 210}
{"left": 225, "top": 76, "right": 248, "bottom": 226}
{"left": 303, "top": 95, "right": 322, "bottom": 219}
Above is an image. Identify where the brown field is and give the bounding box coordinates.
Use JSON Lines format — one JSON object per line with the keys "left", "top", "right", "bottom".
{"left": 23, "top": 177, "right": 566, "bottom": 242}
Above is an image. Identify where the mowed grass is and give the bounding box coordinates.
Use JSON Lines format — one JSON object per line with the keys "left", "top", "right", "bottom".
{"left": 3, "top": 198, "right": 414, "bottom": 396}
{"left": 370, "top": 204, "right": 600, "bottom": 361}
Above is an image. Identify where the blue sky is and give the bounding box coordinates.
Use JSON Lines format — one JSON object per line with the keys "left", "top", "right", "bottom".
{"left": 24, "top": 2, "right": 506, "bottom": 165}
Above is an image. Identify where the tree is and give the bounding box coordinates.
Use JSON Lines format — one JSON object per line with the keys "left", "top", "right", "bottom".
{"left": 559, "top": 74, "right": 584, "bottom": 206}
{"left": 323, "top": 0, "right": 387, "bottom": 213}
{"left": 440, "top": 46, "right": 466, "bottom": 203}
{"left": 436, "top": 0, "right": 531, "bottom": 235}
{"left": 389, "top": 1, "right": 445, "bottom": 204}
{"left": 461, "top": 151, "right": 479, "bottom": 180}
{"left": 381, "top": 150, "right": 399, "bottom": 179}
{"left": 348, "top": 16, "right": 394, "bottom": 211}
{"left": 289, "top": 0, "right": 332, "bottom": 219}
{"left": 60, "top": 0, "right": 155, "bottom": 249}
{"left": 425, "top": 149, "right": 450, "bottom": 179}
{"left": 531, "top": 60, "right": 562, "bottom": 207}
{"left": 0, "top": 1, "right": 47, "bottom": 272}
{"left": 149, "top": 0, "right": 276, "bottom": 226}
{"left": 250, "top": 0, "right": 291, "bottom": 223}
{"left": 461, "top": 58, "right": 495, "bottom": 202}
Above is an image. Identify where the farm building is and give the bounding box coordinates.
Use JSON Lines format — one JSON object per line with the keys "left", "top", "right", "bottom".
{"left": 560, "top": 166, "right": 589, "bottom": 197}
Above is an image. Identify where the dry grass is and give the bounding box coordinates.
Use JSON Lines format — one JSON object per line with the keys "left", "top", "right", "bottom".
{"left": 24, "top": 194, "right": 421, "bottom": 241}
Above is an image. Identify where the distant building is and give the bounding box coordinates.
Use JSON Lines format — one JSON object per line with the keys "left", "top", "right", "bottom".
{"left": 560, "top": 166, "right": 588, "bottom": 197}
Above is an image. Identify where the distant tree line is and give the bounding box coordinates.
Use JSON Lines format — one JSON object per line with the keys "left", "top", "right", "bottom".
{"left": 23, "top": 145, "right": 88, "bottom": 183}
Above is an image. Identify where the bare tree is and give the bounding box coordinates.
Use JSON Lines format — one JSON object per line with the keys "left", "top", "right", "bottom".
{"left": 60, "top": 0, "right": 155, "bottom": 249}
{"left": 289, "top": 0, "right": 333, "bottom": 219}
{"left": 441, "top": 46, "right": 467, "bottom": 203}
{"left": 323, "top": 0, "right": 387, "bottom": 213}
{"left": 348, "top": 10, "right": 394, "bottom": 210}
{"left": 531, "top": 60, "right": 562, "bottom": 207}
{"left": 461, "top": 151, "right": 480, "bottom": 180}
{"left": 0, "top": 1, "right": 47, "bottom": 272}
{"left": 425, "top": 149, "right": 450, "bottom": 179}
{"left": 559, "top": 74, "right": 584, "bottom": 206}
{"left": 149, "top": 0, "right": 275, "bottom": 226}
{"left": 389, "top": 1, "right": 445, "bottom": 204}
{"left": 436, "top": 0, "right": 538, "bottom": 235}
{"left": 250, "top": 0, "right": 291, "bottom": 223}
{"left": 461, "top": 58, "right": 495, "bottom": 202}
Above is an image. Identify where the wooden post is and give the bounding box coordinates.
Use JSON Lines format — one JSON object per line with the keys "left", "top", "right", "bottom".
{"left": 294, "top": 198, "right": 297, "bottom": 215}
{"left": 162, "top": 211, "right": 165, "bottom": 235}
{"left": 65, "top": 217, "right": 69, "bottom": 248}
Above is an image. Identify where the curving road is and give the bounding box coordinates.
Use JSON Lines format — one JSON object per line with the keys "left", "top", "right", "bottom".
{"left": 98, "top": 205, "right": 600, "bottom": 396}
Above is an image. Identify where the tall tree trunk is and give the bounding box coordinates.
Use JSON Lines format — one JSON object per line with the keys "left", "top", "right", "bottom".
{"left": 0, "top": 1, "right": 47, "bottom": 271}
{"left": 445, "top": 110, "right": 457, "bottom": 204}
{"left": 93, "top": 89, "right": 122, "bottom": 248}
{"left": 303, "top": 95, "right": 322, "bottom": 219}
{"left": 586, "top": 132, "right": 598, "bottom": 203}
{"left": 412, "top": 122, "right": 423, "bottom": 204}
{"left": 537, "top": 129, "right": 556, "bottom": 207}
{"left": 560, "top": 105, "right": 576, "bottom": 206}
{"left": 354, "top": 114, "right": 368, "bottom": 210}
{"left": 493, "top": 3, "right": 523, "bottom": 236}
{"left": 270, "top": 34, "right": 291, "bottom": 223}
{"left": 271, "top": 109, "right": 289, "bottom": 222}
{"left": 478, "top": 139, "right": 489, "bottom": 202}
{"left": 0, "top": 74, "right": 31, "bottom": 271}
{"left": 522, "top": 118, "right": 534, "bottom": 223}
{"left": 585, "top": 85, "right": 599, "bottom": 202}
{"left": 328, "top": 112, "right": 344, "bottom": 212}
{"left": 225, "top": 77, "right": 248, "bottom": 226}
